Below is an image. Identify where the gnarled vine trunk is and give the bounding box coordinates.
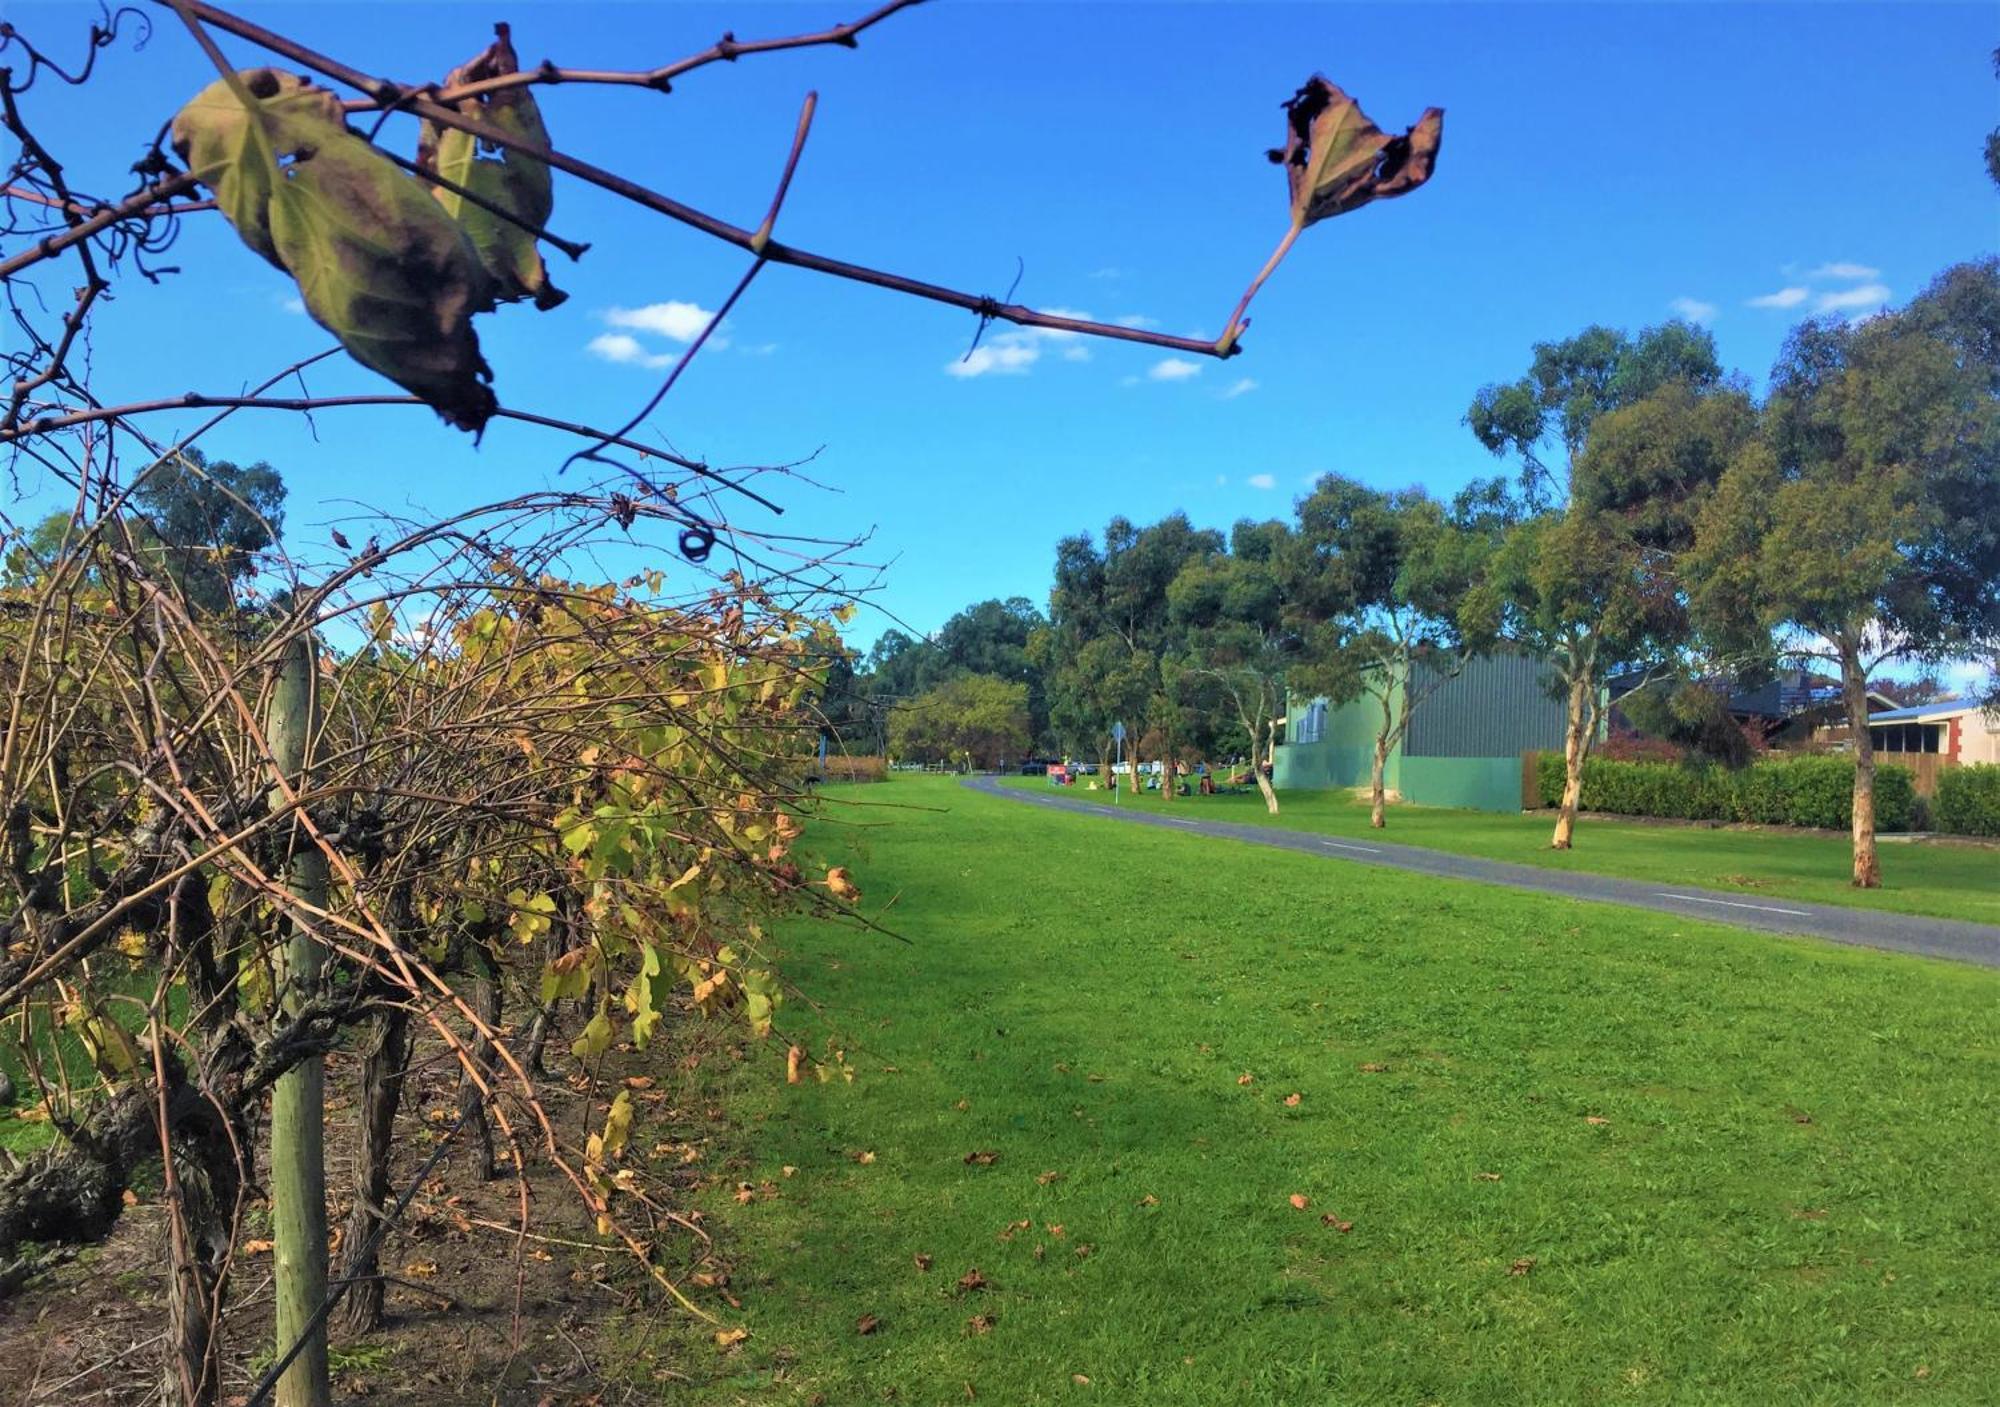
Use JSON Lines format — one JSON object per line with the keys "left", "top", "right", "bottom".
{"left": 335, "top": 1001, "right": 412, "bottom": 1335}
{"left": 457, "top": 953, "right": 503, "bottom": 1182}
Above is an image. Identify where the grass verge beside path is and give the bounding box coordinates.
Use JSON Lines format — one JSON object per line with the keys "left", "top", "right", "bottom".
{"left": 653, "top": 776, "right": 2000, "bottom": 1405}
{"left": 1000, "top": 775, "right": 2000, "bottom": 927}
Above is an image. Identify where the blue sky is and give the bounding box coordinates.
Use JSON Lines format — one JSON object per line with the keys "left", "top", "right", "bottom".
{"left": 12, "top": 1, "right": 1997, "bottom": 649}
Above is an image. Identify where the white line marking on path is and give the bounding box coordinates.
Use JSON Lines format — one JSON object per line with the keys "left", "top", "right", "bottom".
{"left": 1166, "top": 818, "right": 1201, "bottom": 828}
{"left": 1653, "top": 892, "right": 1810, "bottom": 918}
{"left": 1319, "top": 839, "right": 1384, "bottom": 855}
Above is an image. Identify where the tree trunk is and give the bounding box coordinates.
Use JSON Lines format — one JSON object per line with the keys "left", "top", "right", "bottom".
{"left": 1369, "top": 736, "right": 1390, "bottom": 829}
{"left": 1128, "top": 742, "right": 1142, "bottom": 796}
{"left": 1551, "top": 670, "right": 1592, "bottom": 851}
{"left": 1840, "top": 639, "right": 1881, "bottom": 888}
{"left": 335, "top": 1001, "right": 411, "bottom": 1336}
{"left": 1161, "top": 744, "right": 1176, "bottom": 803}
{"left": 1252, "top": 763, "right": 1279, "bottom": 815}
{"left": 266, "top": 636, "right": 331, "bottom": 1407}
{"left": 457, "top": 955, "right": 503, "bottom": 1182}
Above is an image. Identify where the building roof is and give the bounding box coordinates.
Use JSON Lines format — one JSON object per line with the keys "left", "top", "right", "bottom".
{"left": 1869, "top": 700, "right": 1984, "bottom": 723}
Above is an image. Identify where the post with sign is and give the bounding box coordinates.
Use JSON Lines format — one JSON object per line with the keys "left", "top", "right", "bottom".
{"left": 1111, "top": 721, "right": 1126, "bottom": 804}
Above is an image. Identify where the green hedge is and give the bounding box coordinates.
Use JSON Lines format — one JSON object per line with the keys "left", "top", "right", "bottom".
{"left": 1534, "top": 752, "right": 1915, "bottom": 832}
{"left": 1934, "top": 764, "right": 2000, "bottom": 837}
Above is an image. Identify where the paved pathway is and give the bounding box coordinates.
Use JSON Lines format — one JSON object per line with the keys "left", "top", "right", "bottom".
{"left": 964, "top": 776, "right": 2000, "bottom": 969}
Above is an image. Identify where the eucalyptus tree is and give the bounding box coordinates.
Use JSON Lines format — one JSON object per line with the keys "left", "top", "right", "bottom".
{"left": 1469, "top": 322, "right": 1748, "bottom": 848}
{"left": 1284, "top": 478, "right": 1499, "bottom": 828}
{"left": 1168, "top": 519, "right": 1295, "bottom": 812}
{"left": 1687, "top": 260, "right": 2000, "bottom": 885}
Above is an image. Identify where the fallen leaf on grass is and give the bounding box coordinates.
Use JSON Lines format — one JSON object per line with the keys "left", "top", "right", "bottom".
{"left": 1073, "top": 1243, "right": 1095, "bottom": 1258}
{"left": 1283, "top": 1093, "right": 1302, "bottom": 1107}
{"left": 956, "top": 1268, "right": 988, "bottom": 1294}
{"left": 244, "top": 1239, "right": 275, "bottom": 1255}
{"left": 856, "top": 1313, "right": 880, "bottom": 1336}
{"left": 1319, "top": 1214, "right": 1353, "bottom": 1232}
{"left": 404, "top": 1260, "right": 439, "bottom": 1278}
{"left": 782, "top": 1166, "right": 797, "bottom": 1178}
{"left": 1359, "top": 1062, "right": 1389, "bottom": 1074}
{"left": 998, "top": 1219, "right": 1031, "bottom": 1241}
{"left": 967, "top": 1313, "right": 996, "bottom": 1335}
{"left": 1791, "top": 1207, "right": 1829, "bottom": 1221}
{"left": 914, "top": 1253, "right": 934, "bottom": 1272}
{"left": 1138, "top": 1194, "right": 1159, "bottom": 1207}
{"left": 964, "top": 1149, "right": 1001, "bottom": 1166}
{"left": 714, "top": 1327, "right": 747, "bottom": 1349}
{"left": 1072, "top": 1374, "right": 1091, "bottom": 1386}
{"left": 1509, "top": 1256, "right": 1535, "bottom": 1276}
{"left": 855, "top": 1150, "right": 877, "bottom": 1164}
{"left": 1475, "top": 1171, "right": 1503, "bottom": 1182}
{"left": 1288, "top": 1194, "right": 1311, "bottom": 1210}
{"left": 1037, "top": 1170, "right": 1063, "bottom": 1186}
{"left": 1236, "top": 1073, "right": 1255, "bottom": 1086}
{"left": 624, "top": 1075, "right": 654, "bottom": 1090}
{"left": 955, "top": 1099, "right": 971, "bottom": 1112}
{"left": 1046, "top": 1223, "right": 1065, "bottom": 1238}
{"left": 733, "top": 1183, "right": 756, "bottom": 1205}
{"left": 786, "top": 1045, "right": 804, "bottom": 1084}
{"left": 1584, "top": 1116, "right": 1611, "bottom": 1127}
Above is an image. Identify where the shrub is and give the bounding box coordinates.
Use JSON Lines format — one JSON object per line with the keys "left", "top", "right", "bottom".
{"left": 819, "top": 754, "right": 887, "bottom": 783}
{"left": 1935, "top": 764, "right": 2000, "bottom": 836}
{"left": 1530, "top": 751, "right": 1912, "bottom": 831}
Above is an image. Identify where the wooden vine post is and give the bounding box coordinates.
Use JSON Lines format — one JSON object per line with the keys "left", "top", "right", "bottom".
{"left": 266, "top": 634, "right": 332, "bottom": 1407}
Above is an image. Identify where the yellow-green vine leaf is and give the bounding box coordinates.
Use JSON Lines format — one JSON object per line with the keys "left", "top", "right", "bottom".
{"left": 171, "top": 68, "right": 499, "bottom": 432}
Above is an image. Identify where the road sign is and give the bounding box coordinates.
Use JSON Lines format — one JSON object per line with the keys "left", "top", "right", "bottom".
{"left": 1111, "top": 721, "right": 1126, "bottom": 742}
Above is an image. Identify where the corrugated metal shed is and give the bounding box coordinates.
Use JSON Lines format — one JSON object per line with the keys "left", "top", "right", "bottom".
{"left": 1403, "top": 651, "right": 1569, "bottom": 759}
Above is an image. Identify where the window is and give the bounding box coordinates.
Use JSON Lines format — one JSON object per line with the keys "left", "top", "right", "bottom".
{"left": 1869, "top": 722, "right": 1942, "bottom": 754}
{"left": 1293, "top": 699, "right": 1328, "bottom": 745}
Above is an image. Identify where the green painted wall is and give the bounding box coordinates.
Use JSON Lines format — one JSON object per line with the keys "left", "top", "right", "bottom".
{"left": 1273, "top": 690, "right": 1398, "bottom": 794}
{"left": 1398, "top": 755, "right": 1524, "bottom": 813}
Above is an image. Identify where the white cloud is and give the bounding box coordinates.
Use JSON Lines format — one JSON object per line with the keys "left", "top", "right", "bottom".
{"left": 1147, "top": 357, "right": 1202, "bottom": 382}
{"left": 1245, "top": 473, "right": 1277, "bottom": 490}
{"left": 1748, "top": 286, "right": 1809, "bottom": 309}
{"left": 948, "top": 335, "right": 1042, "bottom": 378}
{"left": 1115, "top": 313, "right": 1158, "bottom": 329}
{"left": 1669, "top": 296, "right": 1717, "bottom": 324}
{"left": 1808, "top": 261, "right": 1880, "bottom": 281}
{"left": 279, "top": 295, "right": 305, "bottom": 315}
{"left": 1215, "top": 474, "right": 1228, "bottom": 486}
{"left": 605, "top": 300, "right": 719, "bottom": 344}
{"left": 945, "top": 312, "right": 1096, "bottom": 378}
{"left": 1813, "top": 283, "right": 1890, "bottom": 314}
{"left": 1221, "top": 377, "right": 1258, "bottom": 399}
{"left": 1089, "top": 266, "right": 1125, "bottom": 280}
{"left": 1119, "top": 374, "right": 1141, "bottom": 388}
{"left": 587, "top": 332, "right": 672, "bottom": 369}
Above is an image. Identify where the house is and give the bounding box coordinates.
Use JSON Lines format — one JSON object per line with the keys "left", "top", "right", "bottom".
{"left": 1604, "top": 666, "right": 1899, "bottom": 748}
{"left": 1275, "top": 651, "right": 1570, "bottom": 812}
{"left": 1866, "top": 699, "right": 2000, "bottom": 766}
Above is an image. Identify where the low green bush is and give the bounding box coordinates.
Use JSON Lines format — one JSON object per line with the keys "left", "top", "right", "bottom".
{"left": 1934, "top": 764, "right": 2000, "bottom": 837}
{"left": 1531, "top": 751, "right": 1913, "bottom": 831}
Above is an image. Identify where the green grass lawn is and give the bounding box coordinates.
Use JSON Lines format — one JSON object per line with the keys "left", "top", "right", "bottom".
{"left": 997, "top": 774, "right": 2000, "bottom": 927}
{"left": 652, "top": 776, "right": 2000, "bottom": 1405}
